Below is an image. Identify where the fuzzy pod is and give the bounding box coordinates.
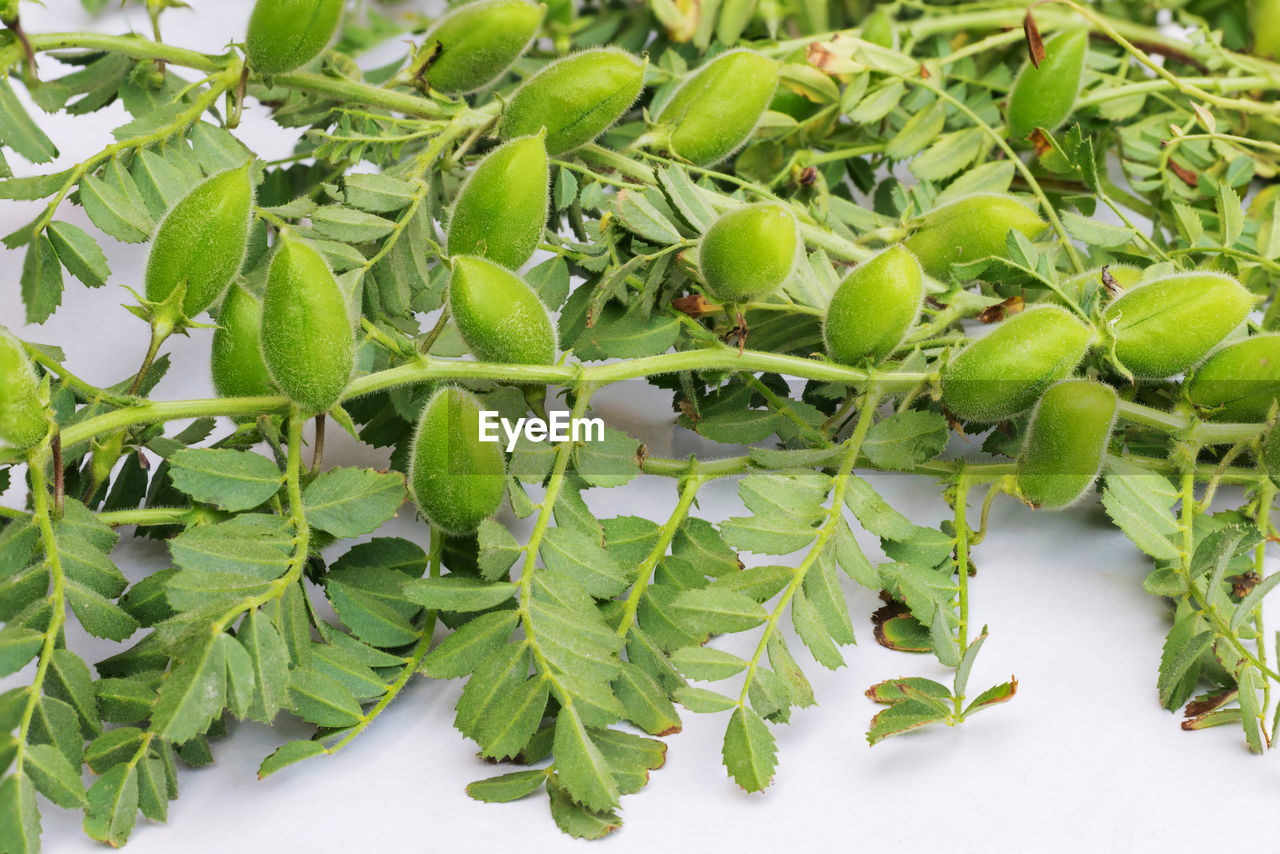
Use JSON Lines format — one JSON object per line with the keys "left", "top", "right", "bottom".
{"left": 1015, "top": 379, "right": 1117, "bottom": 509}
{"left": 1255, "top": 0, "right": 1280, "bottom": 59}
{"left": 144, "top": 161, "right": 253, "bottom": 320}
{"left": 1104, "top": 272, "right": 1255, "bottom": 379}
{"left": 260, "top": 236, "right": 354, "bottom": 413}
{"left": 245, "top": 0, "right": 344, "bottom": 74}
{"left": 211, "top": 284, "right": 275, "bottom": 399}
{"left": 1006, "top": 29, "right": 1089, "bottom": 142}
{"left": 903, "top": 194, "right": 1047, "bottom": 280}
{"left": 446, "top": 133, "right": 549, "bottom": 270}
{"left": 419, "top": 0, "right": 544, "bottom": 94}
{"left": 409, "top": 387, "right": 507, "bottom": 534}
{"left": 1186, "top": 334, "right": 1280, "bottom": 422}
{"left": 0, "top": 328, "right": 50, "bottom": 450}
{"left": 498, "top": 49, "right": 645, "bottom": 155}
{"left": 823, "top": 244, "right": 923, "bottom": 364}
{"left": 655, "top": 49, "right": 779, "bottom": 166}
{"left": 449, "top": 255, "right": 557, "bottom": 366}
{"left": 940, "top": 305, "right": 1093, "bottom": 423}
{"left": 698, "top": 202, "right": 798, "bottom": 303}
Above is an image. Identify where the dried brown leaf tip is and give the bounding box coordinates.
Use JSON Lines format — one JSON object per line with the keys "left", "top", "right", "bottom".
{"left": 979, "top": 296, "right": 1025, "bottom": 324}
{"left": 1029, "top": 127, "right": 1053, "bottom": 154}
{"left": 672, "top": 294, "right": 713, "bottom": 317}
{"left": 1023, "top": 11, "right": 1046, "bottom": 68}
{"left": 1169, "top": 160, "right": 1199, "bottom": 187}
{"left": 1100, "top": 265, "right": 1121, "bottom": 295}
{"left": 807, "top": 41, "right": 837, "bottom": 71}
{"left": 1184, "top": 690, "right": 1236, "bottom": 719}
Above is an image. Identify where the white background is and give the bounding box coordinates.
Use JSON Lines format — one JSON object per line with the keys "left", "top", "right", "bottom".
{"left": 2, "top": 3, "right": 1277, "bottom": 852}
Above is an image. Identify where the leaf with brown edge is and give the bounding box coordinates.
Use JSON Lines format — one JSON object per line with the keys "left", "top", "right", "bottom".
{"left": 962, "top": 678, "right": 1019, "bottom": 718}
{"left": 865, "top": 676, "right": 950, "bottom": 706}
{"left": 1183, "top": 689, "right": 1237, "bottom": 719}
{"left": 867, "top": 699, "right": 946, "bottom": 745}
{"left": 872, "top": 600, "right": 931, "bottom": 653}
{"left": 1023, "top": 11, "right": 1045, "bottom": 68}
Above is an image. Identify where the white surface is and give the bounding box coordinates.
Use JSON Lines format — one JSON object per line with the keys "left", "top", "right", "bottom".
{"left": 3, "top": 4, "right": 1279, "bottom": 853}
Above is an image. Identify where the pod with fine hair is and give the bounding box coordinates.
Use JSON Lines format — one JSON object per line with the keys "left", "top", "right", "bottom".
{"left": 903, "top": 193, "right": 1047, "bottom": 280}
{"left": 245, "top": 0, "right": 344, "bottom": 74}
{"left": 698, "top": 202, "right": 798, "bottom": 304}
{"left": 655, "top": 49, "right": 779, "bottom": 166}
{"left": 1186, "top": 334, "right": 1280, "bottom": 422}
{"left": 0, "top": 328, "right": 50, "bottom": 450}
{"left": 939, "top": 305, "right": 1094, "bottom": 423}
{"left": 824, "top": 244, "right": 923, "bottom": 365}
{"left": 449, "top": 255, "right": 557, "bottom": 366}
{"left": 260, "top": 235, "right": 355, "bottom": 413}
{"left": 498, "top": 48, "right": 645, "bottom": 155}
{"left": 409, "top": 386, "right": 507, "bottom": 534}
{"left": 1006, "top": 29, "right": 1089, "bottom": 142}
{"left": 1103, "top": 272, "right": 1255, "bottom": 379}
{"left": 1015, "top": 379, "right": 1118, "bottom": 509}
{"left": 447, "top": 133, "right": 548, "bottom": 270}
{"left": 417, "top": 0, "right": 544, "bottom": 94}
{"left": 211, "top": 284, "right": 275, "bottom": 399}
{"left": 144, "top": 160, "right": 253, "bottom": 322}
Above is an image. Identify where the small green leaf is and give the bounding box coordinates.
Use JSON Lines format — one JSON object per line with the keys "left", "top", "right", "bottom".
{"left": 0, "top": 78, "right": 58, "bottom": 163}
{"left": 721, "top": 705, "right": 776, "bottom": 792}
{"left": 47, "top": 221, "right": 110, "bottom": 288}
{"left": 1158, "top": 629, "right": 1214, "bottom": 710}
{"left": 673, "top": 685, "right": 737, "bottom": 713}
{"left": 169, "top": 448, "right": 282, "bottom": 511}
{"left": 672, "top": 587, "right": 768, "bottom": 634}
{"left": 546, "top": 778, "right": 622, "bottom": 840}
{"left": 24, "top": 743, "right": 87, "bottom": 809}
{"left": 0, "top": 774, "right": 42, "bottom": 854}
{"left": 258, "top": 740, "right": 326, "bottom": 779}
{"left": 20, "top": 233, "right": 62, "bottom": 324}
{"left": 402, "top": 576, "right": 517, "bottom": 612}
{"left": 552, "top": 709, "right": 619, "bottom": 812}
{"left": 288, "top": 669, "right": 363, "bottom": 728}
{"left": 82, "top": 763, "right": 139, "bottom": 847}
{"left": 0, "top": 627, "right": 43, "bottom": 677}
{"left": 671, "top": 646, "right": 748, "bottom": 681}
{"left": 467, "top": 768, "right": 548, "bottom": 803}
{"left": 303, "top": 468, "right": 406, "bottom": 538}
{"left": 150, "top": 636, "right": 228, "bottom": 743}
{"left": 420, "top": 610, "right": 519, "bottom": 679}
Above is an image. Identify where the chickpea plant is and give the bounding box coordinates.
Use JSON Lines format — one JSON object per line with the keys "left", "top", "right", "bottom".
{"left": 2, "top": 0, "right": 1280, "bottom": 848}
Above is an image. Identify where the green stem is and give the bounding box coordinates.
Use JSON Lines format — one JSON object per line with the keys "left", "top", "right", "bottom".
{"left": 1176, "top": 462, "right": 1280, "bottom": 684}
{"left": 737, "top": 385, "right": 883, "bottom": 707}
{"left": 24, "top": 31, "right": 227, "bottom": 71}
{"left": 513, "top": 386, "right": 596, "bottom": 712}
{"left": 13, "top": 443, "right": 67, "bottom": 774}
{"left": 96, "top": 507, "right": 192, "bottom": 528}
{"left": 212, "top": 408, "right": 309, "bottom": 634}
{"left": 954, "top": 472, "right": 973, "bottom": 701}
{"left": 616, "top": 471, "right": 707, "bottom": 637}
{"left": 326, "top": 525, "right": 442, "bottom": 756}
